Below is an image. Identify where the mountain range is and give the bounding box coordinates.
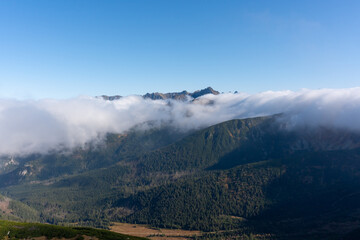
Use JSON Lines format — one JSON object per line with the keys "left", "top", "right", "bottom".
{"left": 101, "top": 86, "right": 220, "bottom": 101}
{"left": 0, "top": 88, "right": 360, "bottom": 239}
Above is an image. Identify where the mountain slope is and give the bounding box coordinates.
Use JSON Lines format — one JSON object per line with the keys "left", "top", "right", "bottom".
{"left": 119, "top": 148, "right": 360, "bottom": 238}
{"left": 136, "top": 116, "right": 276, "bottom": 173}
{"left": 121, "top": 160, "right": 283, "bottom": 231}
{"left": 0, "top": 126, "right": 187, "bottom": 188}
{"left": 0, "top": 194, "right": 39, "bottom": 222}
{"left": 2, "top": 114, "right": 360, "bottom": 239}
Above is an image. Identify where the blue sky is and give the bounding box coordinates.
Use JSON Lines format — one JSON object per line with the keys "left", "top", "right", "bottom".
{"left": 0, "top": 0, "right": 359, "bottom": 99}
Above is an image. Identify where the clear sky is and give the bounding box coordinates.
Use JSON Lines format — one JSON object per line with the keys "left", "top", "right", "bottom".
{"left": 0, "top": 0, "right": 359, "bottom": 99}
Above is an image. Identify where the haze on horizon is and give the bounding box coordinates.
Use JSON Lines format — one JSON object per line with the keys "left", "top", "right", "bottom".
{"left": 1, "top": 87, "right": 360, "bottom": 156}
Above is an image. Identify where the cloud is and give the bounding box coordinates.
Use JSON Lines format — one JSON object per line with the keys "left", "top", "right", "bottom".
{"left": 1, "top": 88, "right": 360, "bottom": 156}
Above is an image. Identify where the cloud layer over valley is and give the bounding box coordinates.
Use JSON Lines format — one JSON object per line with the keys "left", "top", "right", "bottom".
{"left": 1, "top": 87, "right": 360, "bottom": 156}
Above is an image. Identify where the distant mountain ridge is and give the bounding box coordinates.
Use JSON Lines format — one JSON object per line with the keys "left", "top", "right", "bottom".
{"left": 101, "top": 87, "right": 219, "bottom": 101}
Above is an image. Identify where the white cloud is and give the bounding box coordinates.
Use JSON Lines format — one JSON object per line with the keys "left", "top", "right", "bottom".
{"left": 1, "top": 87, "right": 360, "bottom": 156}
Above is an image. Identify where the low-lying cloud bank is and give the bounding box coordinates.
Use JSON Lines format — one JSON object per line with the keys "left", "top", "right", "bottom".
{"left": 1, "top": 87, "right": 360, "bottom": 156}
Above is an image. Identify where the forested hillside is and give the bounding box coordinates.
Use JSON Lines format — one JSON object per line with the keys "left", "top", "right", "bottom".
{"left": 1, "top": 115, "right": 360, "bottom": 239}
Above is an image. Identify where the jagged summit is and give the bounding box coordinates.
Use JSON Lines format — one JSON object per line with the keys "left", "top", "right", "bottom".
{"left": 101, "top": 87, "right": 219, "bottom": 101}
{"left": 143, "top": 87, "right": 219, "bottom": 100}
{"left": 143, "top": 90, "right": 190, "bottom": 101}
{"left": 190, "top": 87, "right": 219, "bottom": 98}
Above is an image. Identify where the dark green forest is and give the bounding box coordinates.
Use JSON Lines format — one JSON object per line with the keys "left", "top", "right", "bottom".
{"left": 1, "top": 115, "right": 360, "bottom": 239}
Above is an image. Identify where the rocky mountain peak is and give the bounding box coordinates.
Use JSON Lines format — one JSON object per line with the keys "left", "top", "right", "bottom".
{"left": 143, "top": 87, "right": 219, "bottom": 101}
{"left": 190, "top": 87, "right": 219, "bottom": 99}
{"left": 102, "top": 87, "right": 220, "bottom": 101}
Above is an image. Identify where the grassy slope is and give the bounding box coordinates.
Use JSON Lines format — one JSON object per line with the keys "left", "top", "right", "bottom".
{"left": 0, "top": 220, "right": 148, "bottom": 240}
